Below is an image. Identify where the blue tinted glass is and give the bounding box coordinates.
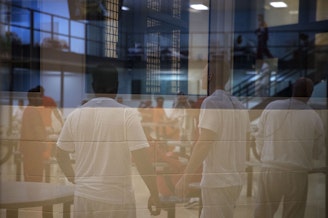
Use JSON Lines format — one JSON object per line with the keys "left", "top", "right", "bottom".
{"left": 70, "top": 21, "right": 85, "bottom": 38}
{"left": 34, "top": 12, "right": 51, "bottom": 32}
{"left": 10, "top": 26, "right": 30, "bottom": 44}
{"left": 11, "top": 7, "right": 30, "bottom": 28}
{"left": 33, "top": 30, "right": 41, "bottom": 46}
{"left": 87, "top": 24, "right": 102, "bottom": 41}
{"left": 54, "top": 34, "right": 70, "bottom": 51}
{"left": 71, "top": 38, "right": 85, "bottom": 54}
{"left": 53, "top": 17, "right": 69, "bottom": 35}
{"left": 13, "top": 68, "right": 31, "bottom": 92}
{"left": 87, "top": 41, "right": 102, "bottom": 56}
{"left": 34, "top": 31, "right": 51, "bottom": 47}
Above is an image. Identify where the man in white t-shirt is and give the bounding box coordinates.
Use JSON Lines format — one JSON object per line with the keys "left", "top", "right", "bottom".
{"left": 175, "top": 58, "right": 250, "bottom": 218}
{"left": 56, "top": 64, "right": 161, "bottom": 218}
{"left": 254, "top": 77, "right": 325, "bottom": 218}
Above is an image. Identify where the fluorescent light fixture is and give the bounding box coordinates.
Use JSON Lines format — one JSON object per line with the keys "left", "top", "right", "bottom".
{"left": 270, "top": 2, "right": 288, "bottom": 8}
{"left": 289, "top": 10, "right": 299, "bottom": 15}
{"left": 190, "top": 4, "right": 209, "bottom": 10}
{"left": 121, "top": 6, "right": 129, "bottom": 11}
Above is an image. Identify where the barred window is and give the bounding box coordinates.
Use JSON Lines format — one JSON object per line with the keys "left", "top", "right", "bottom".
{"left": 104, "top": 0, "right": 120, "bottom": 58}
{"left": 172, "top": 0, "right": 181, "bottom": 19}
{"left": 147, "top": 0, "right": 161, "bottom": 12}
{"left": 170, "top": 29, "right": 181, "bottom": 93}
{"left": 146, "top": 28, "right": 161, "bottom": 94}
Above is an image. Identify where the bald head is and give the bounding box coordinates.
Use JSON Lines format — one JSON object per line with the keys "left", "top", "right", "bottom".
{"left": 292, "top": 77, "right": 313, "bottom": 101}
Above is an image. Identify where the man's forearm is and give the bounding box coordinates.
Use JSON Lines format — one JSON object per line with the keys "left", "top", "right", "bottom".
{"left": 184, "top": 140, "right": 211, "bottom": 180}
{"left": 56, "top": 147, "right": 75, "bottom": 183}
{"left": 183, "top": 128, "right": 215, "bottom": 181}
{"left": 132, "top": 148, "right": 159, "bottom": 196}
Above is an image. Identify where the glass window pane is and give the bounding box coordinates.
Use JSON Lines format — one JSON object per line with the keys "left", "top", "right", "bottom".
{"left": 12, "top": 68, "right": 31, "bottom": 92}
{"left": 87, "top": 41, "right": 102, "bottom": 56}
{"left": 34, "top": 31, "right": 51, "bottom": 47}
{"left": 11, "top": 6, "right": 30, "bottom": 28}
{"left": 71, "top": 38, "right": 85, "bottom": 54}
{"left": 264, "top": 0, "right": 299, "bottom": 27}
{"left": 10, "top": 26, "right": 30, "bottom": 44}
{"left": 316, "top": 0, "right": 328, "bottom": 21}
{"left": 34, "top": 12, "right": 51, "bottom": 32}
{"left": 53, "top": 34, "right": 69, "bottom": 51}
{"left": 70, "top": 21, "right": 85, "bottom": 38}
{"left": 33, "top": 30, "right": 41, "bottom": 46}
{"left": 87, "top": 24, "right": 102, "bottom": 41}
{"left": 2, "top": 0, "right": 327, "bottom": 110}
{"left": 53, "top": 17, "right": 69, "bottom": 35}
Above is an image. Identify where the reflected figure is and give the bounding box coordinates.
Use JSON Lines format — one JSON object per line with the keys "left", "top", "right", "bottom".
{"left": 138, "top": 99, "right": 154, "bottom": 136}
{"left": 175, "top": 59, "right": 250, "bottom": 218}
{"left": 80, "top": 99, "right": 89, "bottom": 105}
{"left": 36, "top": 85, "right": 64, "bottom": 158}
{"left": 36, "top": 85, "right": 64, "bottom": 130}
{"left": 255, "top": 59, "right": 271, "bottom": 97}
{"left": 12, "top": 99, "right": 25, "bottom": 135}
{"left": 116, "top": 96, "right": 124, "bottom": 104}
{"left": 255, "top": 14, "right": 273, "bottom": 60}
{"left": 153, "top": 96, "right": 174, "bottom": 141}
{"left": 56, "top": 64, "right": 161, "bottom": 218}
{"left": 170, "top": 91, "right": 195, "bottom": 142}
{"left": 254, "top": 78, "right": 325, "bottom": 218}
{"left": 20, "top": 88, "right": 47, "bottom": 182}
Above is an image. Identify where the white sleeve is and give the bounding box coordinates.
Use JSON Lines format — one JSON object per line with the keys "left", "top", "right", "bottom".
{"left": 56, "top": 115, "right": 75, "bottom": 152}
{"left": 125, "top": 108, "right": 149, "bottom": 151}
{"left": 198, "top": 106, "right": 220, "bottom": 134}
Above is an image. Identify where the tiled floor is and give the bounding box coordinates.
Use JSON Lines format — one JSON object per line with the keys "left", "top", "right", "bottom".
{"left": 0, "top": 151, "right": 326, "bottom": 218}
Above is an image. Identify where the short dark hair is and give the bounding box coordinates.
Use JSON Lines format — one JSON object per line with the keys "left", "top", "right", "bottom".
{"left": 28, "top": 87, "right": 40, "bottom": 97}
{"left": 27, "top": 87, "right": 42, "bottom": 106}
{"left": 208, "top": 56, "right": 230, "bottom": 89}
{"left": 35, "top": 85, "right": 44, "bottom": 93}
{"left": 292, "top": 77, "right": 313, "bottom": 98}
{"left": 92, "top": 64, "right": 118, "bottom": 94}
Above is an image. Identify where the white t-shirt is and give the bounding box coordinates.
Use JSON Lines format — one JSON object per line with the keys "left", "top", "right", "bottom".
{"left": 199, "top": 90, "right": 250, "bottom": 188}
{"left": 57, "top": 98, "right": 149, "bottom": 204}
{"left": 256, "top": 98, "right": 325, "bottom": 171}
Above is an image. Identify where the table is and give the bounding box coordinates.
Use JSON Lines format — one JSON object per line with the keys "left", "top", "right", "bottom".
{"left": 0, "top": 181, "right": 74, "bottom": 218}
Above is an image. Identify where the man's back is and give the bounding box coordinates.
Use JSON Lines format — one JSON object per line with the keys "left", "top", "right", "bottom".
{"left": 256, "top": 98, "right": 325, "bottom": 170}
{"left": 57, "top": 98, "right": 149, "bottom": 204}
{"left": 199, "top": 90, "right": 250, "bottom": 187}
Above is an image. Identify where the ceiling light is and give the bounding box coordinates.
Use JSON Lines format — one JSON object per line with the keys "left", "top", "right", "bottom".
{"left": 289, "top": 10, "right": 299, "bottom": 15}
{"left": 121, "top": 6, "right": 129, "bottom": 11}
{"left": 270, "top": 2, "right": 288, "bottom": 8}
{"left": 190, "top": 4, "right": 209, "bottom": 10}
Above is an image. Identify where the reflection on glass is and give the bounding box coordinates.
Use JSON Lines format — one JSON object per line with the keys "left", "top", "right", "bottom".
{"left": 10, "top": 27, "right": 30, "bottom": 44}
{"left": 11, "top": 7, "right": 30, "bottom": 28}
{"left": 70, "top": 21, "right": 85, "bottom": 38}
{"left": 53, "top": 17, "right": 69, "bottom": 35}
{"left": 71, "top": 38, "right": 85, "bottom": 54}
{"left": 0, "top": 0, "right": 327, "bottom": 217}
{"left": 34, "top": 12, "right": 51, "bottom": 32}
{"left": 264, "top": 0, "right": 299, "bottom": 27}
{"left": 316, "top": 0, "right": 328, "bottom": 21}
